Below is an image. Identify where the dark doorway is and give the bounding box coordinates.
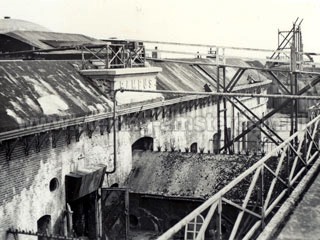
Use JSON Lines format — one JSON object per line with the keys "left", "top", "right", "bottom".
{"left": 213, "top": 133, "right": 220, "bottom": 154}
{"left": 101, "top": 188, "right": 129, "bottom": 240}
{"left": 190, "top": 142, "right": 198, "bottom": 153}
{"left": 132, "top": 137, "right": 154, "bottom": 151}
{"left": 70, "top": 192, "right": 97, "bottom": 239}
{"left": 37, "top": 215, "right": 51, "bottom": 240}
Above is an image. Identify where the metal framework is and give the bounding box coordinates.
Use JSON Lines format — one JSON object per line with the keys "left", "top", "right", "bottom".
{"left": 134, "top": 19, "right": 320, "bottom": 157}
{"left": 1, "top": 19, "right": 320, "bottom": 240}
{"left": 0, "top": 41, "right": 146, "bottom": 69}
{"left": 80, "top": 42, "right": 146, "bottom": 69}
{"left": 269, "top": 18, "right": 304, "bottom": 66}
{"left": 157, "top": 114, "right": 320, "bottom": 240}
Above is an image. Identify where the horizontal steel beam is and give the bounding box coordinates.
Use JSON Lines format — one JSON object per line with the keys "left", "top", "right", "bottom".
{"left": 147, "top": 57, "right": 320, "bottom": 75}
{"left": 145, "top": 49, "right": 294, "bottom": 64}
{"left": 120, "top": 88, "right": 320, "bottom": 100}
{"left": 126, "top": 39, "right": 285, "bottom": 53}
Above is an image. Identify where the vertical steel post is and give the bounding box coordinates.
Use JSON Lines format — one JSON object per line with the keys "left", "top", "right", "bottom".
{"left": 143, "top": 45, "right": 146, "bottom": 67}
{"left": 113, "top": 92, "right": 117, "bottom": 171}
{"left": 290, "top": 23, "right": 298, "bottom": 174}
{"left": 106, "top": 44, "right": 110, "bottom": 69}
{"left": 290, "top": 22, "right": 297, "bottom": 137}
{"left": 217, "top": 66, "right": 221, "bottom": 153}
{"left": 222, "top": 67, "right": 229, "bottom": 153}
{"left": 260, "top": 166, "right": 265, "bottom": 229}
{"left": 238, "top": 112, "right": 240, "bottom": 153}
{"left": 295, "top": 72, "right": 299, "bottom": 133}
{"left": 81, "top": 47, "right": 85, "bottom": 69}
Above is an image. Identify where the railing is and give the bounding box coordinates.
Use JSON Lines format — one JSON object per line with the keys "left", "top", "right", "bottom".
{"left": 217, "top": 139, "right": 279, "bottom": 156}
{"left": 80, "top": 42, "right": 145, "bottom": 69}
{"left": 7, "top": 228, "right": 80, "bottom": 240}
{"left": 157, "top": 114, "right": 320, "bottom": 240}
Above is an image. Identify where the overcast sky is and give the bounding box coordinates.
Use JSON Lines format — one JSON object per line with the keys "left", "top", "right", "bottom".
{"left": 1, "top": 0, "right": 320, "bottom": 54}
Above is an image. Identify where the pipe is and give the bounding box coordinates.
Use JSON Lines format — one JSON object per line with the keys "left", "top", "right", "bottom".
{"left": 119, "top": 88, "right": 320, "bottom": 100}
{"left": 125, "top": 39, "right": 285, "bottom": 53}
{"left": 146, "top": 57, "right": 320, "bottom": 75}
{"left": 106, "top": 89, "right": 123, "bottom": 174}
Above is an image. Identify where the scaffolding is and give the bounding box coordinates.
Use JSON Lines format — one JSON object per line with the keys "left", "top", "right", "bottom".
{"left": 1, "top": 18, "right": 320, "bottom": 240}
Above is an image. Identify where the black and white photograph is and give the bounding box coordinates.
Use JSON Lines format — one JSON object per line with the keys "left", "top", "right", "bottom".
{"left": 0, "top": 0, "right": 320, "bottom": 239}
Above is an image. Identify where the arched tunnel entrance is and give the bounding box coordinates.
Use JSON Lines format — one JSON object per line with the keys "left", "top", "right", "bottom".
{"left": 132, "top": 137, "right": 154, "bottom": 151}
{"left": 190, "top": 142, "right": 198, "bottom": 153}
{"left": 37, "top": 215, "right": 51, "bottom": 240}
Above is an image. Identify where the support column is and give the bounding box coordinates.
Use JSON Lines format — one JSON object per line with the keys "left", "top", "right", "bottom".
{"left": 222, "top": 67, "right": 230, "bottom": 153}
{"left": 217, "top": 66, "right": 221, "bottom": 153}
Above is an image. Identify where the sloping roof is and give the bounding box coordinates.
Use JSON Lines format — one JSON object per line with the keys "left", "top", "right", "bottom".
{"left": 128, "top": 151, "right": 259, "bottom": 199}
{"left": 149, "top": 58, "right": 270, "bottom": 99}
{"left": 0, "top": 56, "right": 272, "bottom": 133}
{"left": 3, "top": 30, "right": 106, "bottom": 49}
{"left": 0, "top": 18, "right": 50, "bottom": 33}
{"left": 0, "top": 60, "right": 112, "bottom": 132}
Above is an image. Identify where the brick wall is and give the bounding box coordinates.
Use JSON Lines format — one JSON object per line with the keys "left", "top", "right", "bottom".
{"left": 0, "top": 129, "right": 114, "bottom": 239}
{"left": 0, "top": 92, "right": 267, "bottom": 239}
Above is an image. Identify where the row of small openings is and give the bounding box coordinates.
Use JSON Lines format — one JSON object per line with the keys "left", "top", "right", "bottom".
{"left": 131, "top": 136, "right": 200, "bottom": 153}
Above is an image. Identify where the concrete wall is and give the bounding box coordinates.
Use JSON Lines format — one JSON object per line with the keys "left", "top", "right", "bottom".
{"left": 0, "top": 87, "right": 267, "bottom": 239}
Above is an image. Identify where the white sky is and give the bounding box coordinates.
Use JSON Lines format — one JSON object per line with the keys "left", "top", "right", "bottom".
{"left": 1, "top": 0, "right": 320, "bottom": 54}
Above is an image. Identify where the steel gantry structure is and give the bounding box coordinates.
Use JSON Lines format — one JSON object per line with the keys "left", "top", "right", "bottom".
{"left": 113, "top": 19, "right": 320, "bottom": 239}
{"left": 133, "top": 18, "right": 319, "bottom": 156}
{"left": 156, "top": 114, "right": 320, "bottom": 240}
{"left": 2, "top": 18, "right": 320, "bottom": 240}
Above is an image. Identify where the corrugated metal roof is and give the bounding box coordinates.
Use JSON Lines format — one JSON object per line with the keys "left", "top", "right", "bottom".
{"left": 3, "top": 30, "right": 105, "bottom": 49}
{"left": 128, "top": 151, "right": 259, "bottom": 199}
{"left": 0, "top": 60, "right": 112, "bottom": 132}
{"left": 149, "top": 58, "right": 270, "bottom": 98}
{"left": 0, "top": 57, "right": 271, "bottom": 133}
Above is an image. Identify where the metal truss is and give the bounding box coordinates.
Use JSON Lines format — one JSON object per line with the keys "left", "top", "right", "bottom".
{"left": 138, "top": 26, "right": 320, "bottom": 154}
{"left": 157, "top": 114, "right": 320, "bottom": 240}
{"left": 80, "top": 42, "right": 145, "bottom": 69}
{"left": 268, "top": 17, "right": 304, "bottom": 67}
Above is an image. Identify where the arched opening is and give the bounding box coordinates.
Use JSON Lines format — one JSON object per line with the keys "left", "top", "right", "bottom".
{"left": 37, "top": 215, "right": 51, "bottom": 240}
{"left": 129, "top": 214, "right": 139, "bottom": 228}
{"left": 110, "top": 183, "right": 119, "bottom": 188}
{"left": 132, "top": 137, "right": 154, "bottom": 151}
{"left": 49, "top": 178, "right": 59, "bottom": 192}
{"left": 190, "top": 142, "right": 198, "bottom": 153}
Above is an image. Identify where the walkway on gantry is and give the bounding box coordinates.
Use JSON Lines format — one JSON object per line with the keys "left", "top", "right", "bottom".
{"left": 276, "top": 171, "right": 320, "bottom": 240}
